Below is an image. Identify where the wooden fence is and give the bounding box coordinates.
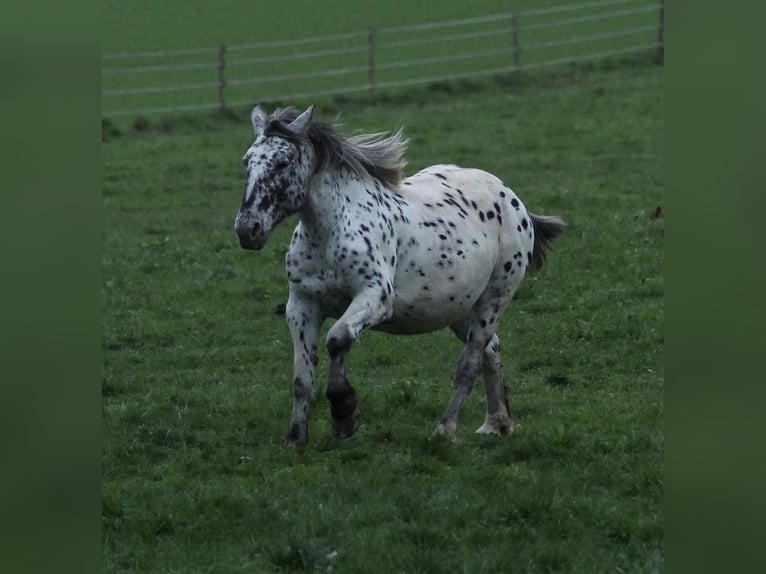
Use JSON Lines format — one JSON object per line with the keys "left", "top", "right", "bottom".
{"left": 102, "top": 0, "right": 664, "bottom": 118}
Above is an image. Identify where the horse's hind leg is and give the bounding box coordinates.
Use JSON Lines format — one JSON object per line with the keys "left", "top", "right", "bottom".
{"left": 434, "top": 333, "right": 484, "bottom": 441}
{"left": 437, "top": 274, "right": 521, "bottom": 440}
{"left": 476, "top": 334, "right": 513, "bottom": 435}
{"left": 446, "top": 326, "right": 512, "bottom": 437}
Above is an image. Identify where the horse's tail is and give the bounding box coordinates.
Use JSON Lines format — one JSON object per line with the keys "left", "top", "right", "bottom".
{"left": 529, "top": 213, "right": 566, "bottom": 272}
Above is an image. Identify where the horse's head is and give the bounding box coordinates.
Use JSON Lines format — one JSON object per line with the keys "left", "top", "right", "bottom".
{"left": 234, "top": 105, "right": 315, "bottom": 250}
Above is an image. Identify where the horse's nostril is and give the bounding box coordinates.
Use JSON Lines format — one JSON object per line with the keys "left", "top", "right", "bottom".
{"left": 252, "top": 222, "right": 261, "bottom": 235}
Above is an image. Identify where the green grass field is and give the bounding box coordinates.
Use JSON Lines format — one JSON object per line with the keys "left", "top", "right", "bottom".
{"left": 102, "top": 58, "right": 663, "bottom": 572}
{"left": 102, "top": 0, "right": 600, "bottom": 52}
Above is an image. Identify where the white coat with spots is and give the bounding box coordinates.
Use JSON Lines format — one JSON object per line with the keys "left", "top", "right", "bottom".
{"left": 234, "top": 105, "right": 565, "bottom": 446}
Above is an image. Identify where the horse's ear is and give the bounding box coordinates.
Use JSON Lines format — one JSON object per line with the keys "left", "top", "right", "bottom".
{"left": 286, "top": 105, "right": 315, "bottom": 137}
{"left": 251, "top": 105, "right": 269, "bottom": 136}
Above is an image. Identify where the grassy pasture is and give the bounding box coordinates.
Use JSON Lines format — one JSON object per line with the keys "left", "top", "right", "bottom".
{"left": 102, "top": 0, "right": 606, "bottom": 52}
{"left": 102, "top": 61, "right": 663, "bottom": 572}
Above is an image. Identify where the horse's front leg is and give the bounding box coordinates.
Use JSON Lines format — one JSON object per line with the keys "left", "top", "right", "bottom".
{"left": 326, "top": 283, "right": 394, "bottom": 438}
{"left": 285, "top": 294, "right": 323, "bottom": 446}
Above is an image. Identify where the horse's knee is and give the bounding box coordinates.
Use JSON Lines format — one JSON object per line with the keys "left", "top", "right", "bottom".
{"left": 292, "top": 376, "right": 312, "bottom": 401}
{"left": 327, "top": 323, "right": 353, "bottom": 358}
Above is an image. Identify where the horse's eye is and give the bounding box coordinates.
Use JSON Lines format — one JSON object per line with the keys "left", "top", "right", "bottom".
{"left": 274, "top": 159, "right": 290, "bottom": 171}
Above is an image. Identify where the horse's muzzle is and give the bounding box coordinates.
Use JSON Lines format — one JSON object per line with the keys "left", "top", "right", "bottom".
{"left": 235, "top": 219, "right": 266, "bottom": 250}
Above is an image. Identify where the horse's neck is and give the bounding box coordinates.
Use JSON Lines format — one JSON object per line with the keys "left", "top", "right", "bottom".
{"left": 300, "top": 170, "right": 368, "bottom": 240}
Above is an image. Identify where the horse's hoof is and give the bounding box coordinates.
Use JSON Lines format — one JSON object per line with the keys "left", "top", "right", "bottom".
{"left": 431, "top": 423, "right": 458, "bottom": 443}
{"left": 331, "top": 406, "right": 361, "bottom": 439}
{"left": 285, "top": 439, "right": 305, "bottom": 447}
{"left": 475, "top": 416, "right": 514, "bottom": 436}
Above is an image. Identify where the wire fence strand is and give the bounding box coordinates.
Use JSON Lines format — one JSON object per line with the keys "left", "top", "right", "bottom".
{"left": 102, "top": 0, "right": 663, "bottom": 118}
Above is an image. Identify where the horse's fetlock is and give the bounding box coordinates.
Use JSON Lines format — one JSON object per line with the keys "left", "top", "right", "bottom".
{"left": 286, "top": 421, "right": 308, "bottom": 446}
{"left": 331, "top": 401, "right": 361, "bottom": 438}
{"left": 327, "top": 385, "right": 357, "bottom": 421}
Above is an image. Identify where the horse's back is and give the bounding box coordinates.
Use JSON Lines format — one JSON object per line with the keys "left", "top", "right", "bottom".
{"left": 399, "top": 164, "right": 534, "bottom": 257}
{"left": 381, "top": 164, "right": 534, "bottom": 334}
{"left": 403, "top": 164, "right": 504, "bottom": 194}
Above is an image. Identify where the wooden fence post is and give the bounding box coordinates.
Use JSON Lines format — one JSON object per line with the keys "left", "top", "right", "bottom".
{"left": 367, "top": 27, "right": 376, "bottom": 100}
{"left": 656, "top": 1, "right": 664, "bottom": 65}
{"left": 511, "top": 12, "right": 522, "bottom": 77}
{"left": 217, "top": 44, "right": 227, "bottom": 112}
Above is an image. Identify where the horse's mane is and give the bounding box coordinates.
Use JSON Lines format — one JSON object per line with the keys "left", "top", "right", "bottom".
{"left": 266, "top": 107, "right": 408, "bottom": 188}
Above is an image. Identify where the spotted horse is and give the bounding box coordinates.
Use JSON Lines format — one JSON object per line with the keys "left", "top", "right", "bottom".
{"left": 234, "top": 105, "right": 565, "bottom": 446}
